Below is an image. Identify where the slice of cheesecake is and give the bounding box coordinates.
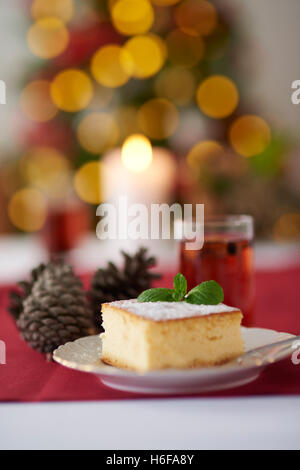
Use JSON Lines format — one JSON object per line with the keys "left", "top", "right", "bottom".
{"left": 100, "top": 300, "right": 244, "bottom": 372}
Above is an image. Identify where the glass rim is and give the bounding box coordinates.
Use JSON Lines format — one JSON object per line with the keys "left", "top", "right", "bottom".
{"left": 174, "top": 214, "right": 254, "bottom": 242}
{"left": 201, "top": 214, "right": 253, "bottom": 227}
{"left": 175, "top": 214, "right": 253, "bottom": 228}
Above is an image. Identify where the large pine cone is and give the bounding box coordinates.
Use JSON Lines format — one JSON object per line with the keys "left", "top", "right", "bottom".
{"left": 17, "top": 261, "right": 94, "bottom": 354}
{"left": 9, "top": 263, "right": 47, "bottom": 320}
{"left": 90, "top": 247, "right": 161, "bottom": 331}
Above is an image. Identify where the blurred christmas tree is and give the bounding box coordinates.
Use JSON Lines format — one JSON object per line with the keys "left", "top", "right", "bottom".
{"left": 5, "top": 0, "right": 300, "bottom": 242}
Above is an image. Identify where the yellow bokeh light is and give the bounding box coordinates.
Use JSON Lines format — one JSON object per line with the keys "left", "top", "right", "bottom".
{"left": 154, "top": 67, "right": 196, "bottom": 106}
{"left": 273, "top": 213, "right": 300, "bottom": 242}
{"left": 20, "top": 147, "right": 71, "bottom": 198}
{"left": 196, "top": 75, "right": 239, "bottom": 119}
{"left": 91, "top": 45, "right": 131, "bottom": 88}
{"left": 51, "top": 69, "right": 93, "bottom": 112}
{"left": 122, "top": 134, "right": 153, "bottom": 173}
{"left": 123, "top": 34, "right": 167, "bottom": 79}
{"left": 27, "top": 17, "right": 69, "bottom": 59}
{"left": 138, "top": 98, "right": 179, "bottom": 140}
{"left": 77, "top": 113, "right": 119, "bottom": 155}
{"left": 166, "top": 29, "right": 205, "bottom": 67}
{"left": 111, "top": 0, "right": 154, "bottom": 36}
{"left": 20, "top": 80, "right": 58, "bottom": 122}
{"left": 8, "top": 188, "right": 47, "bottom": 232}
{"left": 174, "top": 0, "right": 218, "bottom": 37}
{"left": 187, "top": 140, "right": 224, "bottom": 169}
{"left": 31, "top": 0, "right": 74, "bottom": 23}
{"left": 151, "top": 0, "right": 181, "bottom": 5}
{"left": 187, "top": 141, "right": 246, "bottom": 181}
{"left": 115, "top": 106, "right": 139, "bottom": 141}
{"left": 229, "top": 115, "right": 271, "bottom": 157}
{"left": 74, "top": 161, "right": 102, "bottom": 204}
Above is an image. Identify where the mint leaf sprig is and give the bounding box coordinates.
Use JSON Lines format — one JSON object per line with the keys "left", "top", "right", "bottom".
{"left": 137, "top": 273, "right": 224, "bottom": 305}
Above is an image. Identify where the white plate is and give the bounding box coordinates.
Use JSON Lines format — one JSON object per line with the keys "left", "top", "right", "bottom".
{"left": 53, "top": 328, "right": 294, "bottom": 395}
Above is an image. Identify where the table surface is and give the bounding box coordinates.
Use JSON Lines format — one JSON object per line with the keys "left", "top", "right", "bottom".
{"left": 1, "top": 397, "right": 300, "bottom": 450}
{"left": 1, "top": 235, "right": 300, "bottom": 450}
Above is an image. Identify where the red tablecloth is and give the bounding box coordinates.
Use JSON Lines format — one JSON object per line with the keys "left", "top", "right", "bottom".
{"left": 0, "top": 268, "right": 300, "bottom": 402}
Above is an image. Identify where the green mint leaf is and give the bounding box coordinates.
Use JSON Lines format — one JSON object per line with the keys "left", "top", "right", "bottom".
{"left": 173, "top": 273, "right": 187, "bottom": 301}
{"left": 172, "top": 291, "right": 182, "bottom": 301}
{"left": 137, "top": 288, "right": 174, "bottom": 303}
{"left": 185, "top": 280, "right": 224, "bottom": 305}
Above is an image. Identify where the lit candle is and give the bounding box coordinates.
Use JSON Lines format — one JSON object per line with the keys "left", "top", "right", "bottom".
{"left": 102, "top": 136, "right": 177, "bottom": 205}
{"left": 99, "top": 135, "right": 177, "bottom": 248}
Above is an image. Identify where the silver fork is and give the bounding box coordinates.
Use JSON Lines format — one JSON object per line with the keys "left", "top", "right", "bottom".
{"left": 237, "top": 335, "right": 300, "bottom": 367}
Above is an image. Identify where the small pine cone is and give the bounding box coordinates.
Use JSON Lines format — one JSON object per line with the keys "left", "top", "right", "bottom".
{"left": 17, "top": 261, "right": 94, "bottom": 354}
{"left": 90, "top": 247, "right": 161, "bottom": 331}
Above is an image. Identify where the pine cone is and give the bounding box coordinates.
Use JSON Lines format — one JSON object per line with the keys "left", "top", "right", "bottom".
{"left": 16, "top": 261, "right": 94, "bottom": 355}
{"left": 90, "top": 248, "right": 161, "bottom": 331}
{"left": 9, "top": 263, "right": 47, "bottom": 320}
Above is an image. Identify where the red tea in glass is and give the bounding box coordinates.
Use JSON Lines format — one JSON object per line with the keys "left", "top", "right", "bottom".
{"left": 179, "top": 215, "right": 255, "bottom": 326}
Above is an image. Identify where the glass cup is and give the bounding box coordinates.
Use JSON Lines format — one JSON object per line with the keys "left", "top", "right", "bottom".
{"left": 41, "top": 199, "right": 90, "bottom": 257}
{"left": 179, "top": 215, "right": 255, "bottom": 326}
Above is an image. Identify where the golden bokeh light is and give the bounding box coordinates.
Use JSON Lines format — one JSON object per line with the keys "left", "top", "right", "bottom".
{"left": 196, "top": 75, "right": 239, "bottom": 119}
{"left": 111, "top": 0, "right": 154, "bottom": 36}
{"left": 151, "top": 0, "right": 181, "bottom": 5}
{"left": 91, "top": 45, "right": 131, "bottom": 88}
{"left": 20, "top": 80, "right": 58, "bottom": 123}
{"left": 166, "top": 29, "right": 205, "bottom": 67}
{"left": 154, "top": 67, "right": 196, "bottom": 106}
{"left": 115, "top": 106, "right": 139, "bottom": 141}
{"left": 229, "top": 115, "right": 271, "bottom": 157}
{"left": 8, "top": 188, "right": 47, "bottom": 232}
{"left": 273, "top": 213, "right": 300, "bottom": 242}
{"left": 51, "top": 69, "right": 93, "bottom": 112}
{"left": 77, "top": 113, "right": 119, "bottom": 155}
{"left": 20, "top": 147, "right": 71, "bottom": 198}
{"left": 122, "top": 134, "right": 153, "bottom": 173}
{"left": 187, "top": 140, "right": 224, "bottom": 169}
{"left": 123, "top": 34, "right": 167, "bottom": 79}
{"left": 174, "top": 0, "right": 218, "bottom": 37}
{"left": 74, "top": 161, "right": 102, "bottom": 204}
{"left": 138, "top": 98, "right": 179, "bottom": 140}
{"left": 27, "top": 17, "right": 69, "bottom": 59}
{"left": 31, "top": 0, "right": 74, "bottom": 23}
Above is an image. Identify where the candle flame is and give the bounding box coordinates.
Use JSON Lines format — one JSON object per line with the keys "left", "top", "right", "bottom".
{"left": 122, "top": 134, "right": 153, "bottom": 173}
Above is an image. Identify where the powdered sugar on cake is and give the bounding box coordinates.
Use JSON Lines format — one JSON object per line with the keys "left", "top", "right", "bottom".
{"left": 107, "top": 299, "right": 239, "bottom": 321}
